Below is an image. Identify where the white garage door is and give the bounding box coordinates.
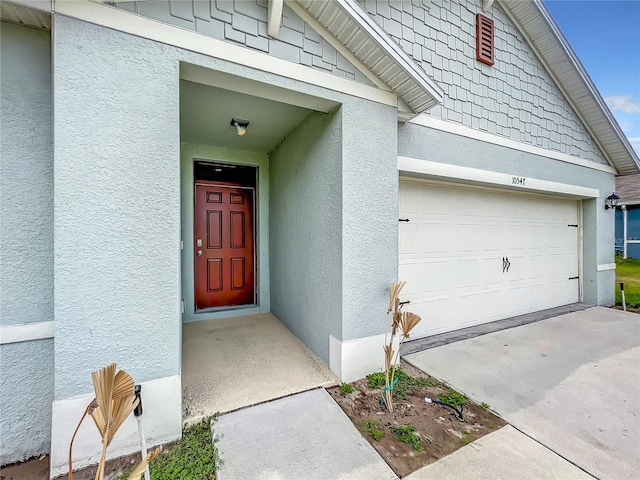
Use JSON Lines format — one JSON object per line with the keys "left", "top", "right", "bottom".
{"left": 399, "top": 180, "right": 579, "bottom": 338}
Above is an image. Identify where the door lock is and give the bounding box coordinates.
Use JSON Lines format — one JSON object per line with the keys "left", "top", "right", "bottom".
{"left": 196, "top": 250, "right": 202, "bottom": 256}
{"left": 196, "top": 238, "right": 203, "bottom": 247}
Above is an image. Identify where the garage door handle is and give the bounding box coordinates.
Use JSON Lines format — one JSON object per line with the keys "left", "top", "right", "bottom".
{"left": 503, "top": 257, "right": 511, "bottom": 273}
{"left": 399, "top": 218, "right": 410, "bottom": 222}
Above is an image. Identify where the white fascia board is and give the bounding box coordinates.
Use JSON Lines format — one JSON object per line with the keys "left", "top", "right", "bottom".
{"left": 398, "top": 156, "right": 601, "bottom": 199}
{"left": 333, "top": 0, "right": 444, "bottom": 107}
{"left": 53, "top": 0, "right": 397, "bottom": 108}
{"left": 285, "top": 0, "right": 390, "bottom": 91}
{"left": 410, "top": 115, "right": 618, "bottom": 175}
{"left": 0, "top": 321, "right": 55, "bottom": 344}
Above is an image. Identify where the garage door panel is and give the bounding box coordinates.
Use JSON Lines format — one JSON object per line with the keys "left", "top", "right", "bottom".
{"left": 399, "top": 181, "right": 579, "bottom": 338}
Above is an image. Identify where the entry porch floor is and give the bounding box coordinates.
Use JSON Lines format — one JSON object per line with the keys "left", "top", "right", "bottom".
{"left": 181, "top": 313, "right": 338, "bottom": 420}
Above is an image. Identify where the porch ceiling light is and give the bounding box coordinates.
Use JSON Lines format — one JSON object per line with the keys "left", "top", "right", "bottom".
{"left": 231, "top": 118, "right": 250, "bottom": 137}
{"left": 605, "top": 192, "right": 620, "bottom": 210}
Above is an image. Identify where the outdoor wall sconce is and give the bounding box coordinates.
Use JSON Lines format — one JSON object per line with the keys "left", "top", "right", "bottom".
{"left": 605, "top": 192, "right": 620, "bottom": 210}
{"left": 230, "top": 118, "right": 250, "bottom": 137}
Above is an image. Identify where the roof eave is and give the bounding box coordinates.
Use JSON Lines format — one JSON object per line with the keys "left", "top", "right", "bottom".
{"left": 500, "top": 0, "right": 640, "bottom": 176}
{"left": 294, "top": 0, "right": 443, "bottom": 116}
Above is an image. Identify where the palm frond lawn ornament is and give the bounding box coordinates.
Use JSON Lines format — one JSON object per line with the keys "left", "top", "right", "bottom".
{"left": 68, "top": 363, "right": 161, "bottom": 480}
{"left": 383, "top": 281, "right": 422, "bottom": 412}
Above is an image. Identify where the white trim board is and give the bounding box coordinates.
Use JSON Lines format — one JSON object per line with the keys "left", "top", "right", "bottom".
{"left": 330, "top": 334, "right": 399, "bottom": 383}
{"left": 596, "top": 263, "right": 616, "bottom": 272}
{"left": 53, "top": 0, "right": 397, "bottom": 108}
{"left": 0, "top": 321, "right": 55, "bottom": 345}
{"left": 285, "top": 0, "right": 390, "bottom": 91}
{"left": 50, "top": 375, "right": 182, "bottom": 478}
{"left": 409, "top": 115, "right": 618, "bottom": 175}
{"left": 398, "top": 156, "right": 600, "bottom": 199}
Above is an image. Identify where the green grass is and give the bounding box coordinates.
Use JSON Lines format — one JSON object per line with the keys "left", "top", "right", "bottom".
{"left": 366, "top": 368, "right": 441, "bottom": 400}
{"left": 438, "top": 388, "right": 467, "bottom": 408}
{"left": 123, "top": 417, "right": 219, "bottom": 480}
{"left": 361, "top": 420, "right": 385, "bottom": 441}
{"left": 616, "top": 257, "right": 640, "bottom": 308}
{"left": 340, "top": 382, "right": 355, "bottom": 395}
{"left": 390, "top": 424, "right": 425, "bottom": 451}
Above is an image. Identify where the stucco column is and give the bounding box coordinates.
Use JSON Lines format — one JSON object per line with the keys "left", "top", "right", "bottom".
{"left": 49, "top": 16, "right": 182, "bottom": 477}
{"left": 331, "top": 98, "right": 398, "bottom": 381}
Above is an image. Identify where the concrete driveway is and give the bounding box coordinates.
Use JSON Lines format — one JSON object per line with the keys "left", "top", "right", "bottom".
{"left": 405, "top": 307, "right": 640, "bottom": 480}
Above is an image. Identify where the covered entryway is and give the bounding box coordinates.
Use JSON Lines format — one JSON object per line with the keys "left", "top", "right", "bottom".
{"left": 179, "top": 64, "right": 344, "bottom": 419}
{"left": 399, "top": 180, "right": 580, "bottom": 337}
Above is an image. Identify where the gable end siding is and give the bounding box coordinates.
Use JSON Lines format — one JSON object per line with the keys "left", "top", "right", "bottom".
{"left": 112, "top": 0, "right": 375, "bottom": 87}
{"left": 359, "top": 0, "right": 609, "bottom": 165}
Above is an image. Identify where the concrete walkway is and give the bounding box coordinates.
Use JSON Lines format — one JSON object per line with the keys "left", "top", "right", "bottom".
{"left": 406, "top": 425, "right": 593, "bottom": 480}
{"left": 214, "top": 388, "right": 397, "bottom": 480}
{"left": 406, "top": 307, "right": 640, "bottom": 480}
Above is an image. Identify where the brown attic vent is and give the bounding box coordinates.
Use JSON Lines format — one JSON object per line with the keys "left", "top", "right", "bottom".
{"left": 476, "top": 14, "right": 495, "bottom": 66}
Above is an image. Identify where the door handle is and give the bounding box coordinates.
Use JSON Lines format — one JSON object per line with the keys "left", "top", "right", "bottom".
{"left": 196, "top": 250, "right": 202, "bottom": 256}
{"left": 502, "top": 257, "right": 511, "bottom": 272}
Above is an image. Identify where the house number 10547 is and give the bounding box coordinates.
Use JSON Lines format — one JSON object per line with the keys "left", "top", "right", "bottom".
{"left": 512, "top": 176, "right": 526, "bottom": 186}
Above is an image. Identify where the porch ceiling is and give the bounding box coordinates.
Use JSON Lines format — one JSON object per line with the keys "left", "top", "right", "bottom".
{"left": 180, "top": 80, "right": 314, "bottom": 153}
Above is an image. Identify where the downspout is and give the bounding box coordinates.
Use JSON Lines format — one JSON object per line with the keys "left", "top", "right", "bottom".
{"left": 622, "top": 205, "right": 628, "bottom": 259}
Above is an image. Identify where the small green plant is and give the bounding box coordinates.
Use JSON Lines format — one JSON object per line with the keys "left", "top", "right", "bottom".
{"left": 340, "top": 382, "right": 355, "bottom": 395}
{"left": 390, "top": 424, "right": 424, "bottom": 451}
{"left": 438, "top": 388, "right": 467, "bottom": 408}
{"left": 487, "top": 421, "right": 496, "bottom": 429}
{"left": 366, "top": 371, "right": 386, "bottom": 389}
{"left": 124, "top": 417, "right": 219, "bottom": 480}
{"left": 361, "top": 420, "right": 385, "bottom": 441}
{"left": 367, "top": 368, "right": 440, "bottom": 400}
{"left": 481, "top": 402, "right": 490, "bottom": 410}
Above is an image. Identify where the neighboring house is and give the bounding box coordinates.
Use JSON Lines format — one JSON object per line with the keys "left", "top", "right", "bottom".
{"left": 615, "top": 174, "right": 640, "bottom": 259}
{"left": 1, "top": 0, "right": 638, "bottom": 476}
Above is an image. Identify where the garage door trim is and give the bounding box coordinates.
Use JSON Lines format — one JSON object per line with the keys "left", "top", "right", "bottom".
{"left": 398, "top": 156, "right": 600, "bottom": 199}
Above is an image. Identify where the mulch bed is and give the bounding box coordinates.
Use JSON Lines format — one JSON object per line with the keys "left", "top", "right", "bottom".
{"left": 328, "top": 361, "right": 506, "bottom": 478}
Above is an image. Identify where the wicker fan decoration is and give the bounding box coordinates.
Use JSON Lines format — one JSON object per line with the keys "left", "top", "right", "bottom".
{"left": 382, "top": 281, "right": 422, "bottom": 412}
{"left": 68, "top": 363, "right": 155, "bottom": 480}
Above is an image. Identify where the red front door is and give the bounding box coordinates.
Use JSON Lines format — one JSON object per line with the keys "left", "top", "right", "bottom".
{"left": 194, "top": 183, "right": 255, "bottom": 309}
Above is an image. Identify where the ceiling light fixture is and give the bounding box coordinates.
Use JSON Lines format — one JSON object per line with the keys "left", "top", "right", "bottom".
{"left": 230, "top": 118, "right": 250, "bottom": 137}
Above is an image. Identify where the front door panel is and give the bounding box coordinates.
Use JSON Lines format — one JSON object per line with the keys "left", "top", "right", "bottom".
{"left": 195, "top": 184, "right": 254, "bottom": 309}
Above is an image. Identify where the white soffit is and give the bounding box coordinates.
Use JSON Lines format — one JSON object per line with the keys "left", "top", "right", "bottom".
{"left": 294, "top": 0, "right": 444, "bottom": 115}
{"left": 0, "top": 1, "right": 51, "bottom": 30}
{"left": 500, "top": 0, "right": 640, "bottom": 176}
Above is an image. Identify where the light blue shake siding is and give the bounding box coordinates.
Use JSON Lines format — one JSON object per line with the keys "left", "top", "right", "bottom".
{"left": 0, "top": 22, "right": 54, "bottom": 464}
{"left": 359, "top": 0, "right": 608, "bottom": 164}
{"left": 113, "top": 0, "right": 374, "bottom": 85}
